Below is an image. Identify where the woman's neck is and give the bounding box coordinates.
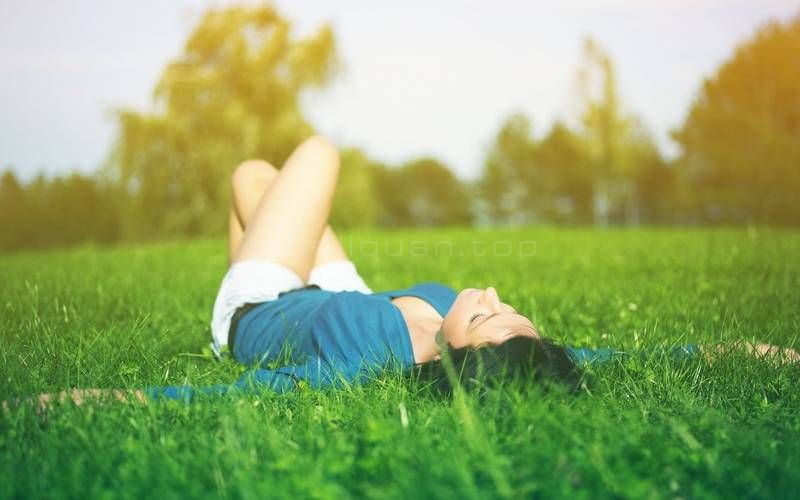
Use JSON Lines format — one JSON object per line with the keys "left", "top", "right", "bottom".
{"left": 391, "top": 296, "right": 443, "bottom": 364}
{"left": 405, "top": 315, "right": 443, "bottom": 364}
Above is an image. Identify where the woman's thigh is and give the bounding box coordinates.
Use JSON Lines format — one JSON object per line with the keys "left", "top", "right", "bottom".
{"left": 233, "top": 136, "right": 341, "bottom": 282}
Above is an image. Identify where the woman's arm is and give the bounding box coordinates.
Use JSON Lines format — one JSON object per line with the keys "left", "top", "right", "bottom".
{"left": 3, "top": 388, "right": 148, "bottom": 415}
{"left": 699, "top": 341, "right": 800, "bottom": 364}
{"left": 6, "top": 361, "right": 342, "bottom": 414}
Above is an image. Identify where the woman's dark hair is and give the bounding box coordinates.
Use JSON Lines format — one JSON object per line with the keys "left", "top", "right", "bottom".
{"left": 410, "top": 336, "right": 582, "bottom": 397}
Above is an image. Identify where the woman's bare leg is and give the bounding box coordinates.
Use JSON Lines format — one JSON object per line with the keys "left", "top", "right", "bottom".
{"left": 228, "top": 160, "right": 278, "bottom": 264}
{"left": 312, "top": 226, "right": 349, "bottom": 268}
{"left": 231, "top": 136, "right": 342, "bottom": 281}
{"left": 228, "top": 206, "right": 243, "bottom": 264}
{"left": 229, "top": 159, "right": 349, "bottom": 268}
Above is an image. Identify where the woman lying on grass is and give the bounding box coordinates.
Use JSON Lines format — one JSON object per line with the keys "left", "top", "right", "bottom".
{"left": 15, "top": 136, "right": 800, "bottom": 411}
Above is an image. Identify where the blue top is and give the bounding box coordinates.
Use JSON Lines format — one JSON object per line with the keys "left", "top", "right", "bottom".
{"left": 231, "top": 282, "right": 457, "bottom": 369}
{"left": 146, "top": 282, "right": 459, "bottom": 401}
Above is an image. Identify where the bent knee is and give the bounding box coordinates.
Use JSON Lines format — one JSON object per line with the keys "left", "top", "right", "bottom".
{"left": 231, "top": 159, "right": 278, "bottom": 189}
{"left": 299, "top": 135, "right": 340, "bottom": 169}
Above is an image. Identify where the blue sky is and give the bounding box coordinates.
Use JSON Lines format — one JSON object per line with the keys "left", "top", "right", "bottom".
{"left": 1, "top": 0, "right": 797, "bottom": 180}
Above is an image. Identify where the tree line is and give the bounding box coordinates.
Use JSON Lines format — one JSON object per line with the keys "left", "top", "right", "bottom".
{"left": 1, "top": 6, "right": 798, "bottom": 252}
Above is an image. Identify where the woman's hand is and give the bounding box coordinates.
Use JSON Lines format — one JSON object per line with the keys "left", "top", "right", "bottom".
{"left": 3, "top": 388, "right": 147, "bottom": 415}
{"left": 701, "top": 341, "right": 800, "bottom": 364}
{"left": 746, "top": 343, "right": 800, "bottom": 363}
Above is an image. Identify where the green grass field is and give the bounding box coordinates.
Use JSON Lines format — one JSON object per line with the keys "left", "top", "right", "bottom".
{"left": 2, "top": 228, "right": 799, "bottom": 498}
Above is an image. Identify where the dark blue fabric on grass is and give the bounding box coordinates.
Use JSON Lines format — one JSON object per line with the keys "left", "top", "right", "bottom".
{"left": 565, "top": 344, "right": 702, "bottom": 368}
{"left": 145, "top": 282, "right": 458, "bottom": 401}
{"left": 146, "top": 342, "right": 704, "bottom": 402}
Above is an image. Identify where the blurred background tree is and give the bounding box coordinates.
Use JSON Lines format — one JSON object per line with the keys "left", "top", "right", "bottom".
{"left": 478, "top": 38, "right": 673, "bottom": 226}
{"left": 0, "top": 170, "right": 120, "bottom": 251}
{"left": 534, "top": 122, "right": 593, "bottom": 224}
{"left": 109, "top": 4, "right": 339, "bottom": 240}
{"left": 2, "top": 11, "right": 798, "bottom": 252}
{"left": 0, "top": 3, "right": 474, "bottom": 251}
{"left": 575, "top": 37, "right": 628, "bottom": 225}
{"left": 575, "top": 38, "right": 670, "bottom": 226}
{"left": 480, "top": 113, "right": 539, "bottom": 224}
{"left": 673, "top": 16, "right": 800, "bottom": 224}
{"left": 374, "top": 157, "right": 472, "bottom": 227}
{"left": 329, "top": 148, "right": 381, "bottom": 229}
{"left": 0, "top": 171, "right": 29, "bottom": 250}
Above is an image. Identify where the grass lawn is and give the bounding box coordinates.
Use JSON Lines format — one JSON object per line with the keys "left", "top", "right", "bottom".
{"left": 1, "top": 227, "right": 799, "bottom": 498}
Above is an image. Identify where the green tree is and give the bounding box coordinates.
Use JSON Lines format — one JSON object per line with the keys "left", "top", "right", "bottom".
{"left": 0, "top": 170, "right": 28, "bottom": 250}
{"left": 47, "top": 173, "right": 121, "bottom": 246}
{"left": 633, "top": 144, "right": 674, "bottom": 224}
{"left": 372, "top": 163, "right": 408, "bottom": 227}
{"left": 108, "top": 5, "right": 339, "bottom": 239}
{"left": 576, "top": 38, "right": 653, "bottom": 224}
{"left": 375, "top": 158, "right": 472, "bottom": 227}
{"left": 330, "top": 148, "right": 380, "bottom": 229}
{"left": 535, "top": 122, "right": 593, "bottom": 224}
{"left": 479, "top": 39, "right": 671, "bottom": 226}
{"left": 673, "top": 16, "right": 800, "bottom": 224}
{"left": 0, "top": 169, "right": 122, "bottom": 251}
{"left": 480, "top": 113, "right": 538, "bottom": 223}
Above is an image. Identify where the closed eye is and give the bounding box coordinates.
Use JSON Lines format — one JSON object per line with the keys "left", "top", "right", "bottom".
{"left": 469, "top": 312, "right": 502, "bottom": 332}
{"left": 469, "top": 312, "right": 484, "bottom": 325}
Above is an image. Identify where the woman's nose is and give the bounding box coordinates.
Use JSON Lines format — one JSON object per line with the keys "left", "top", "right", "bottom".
{"left": 484, "top": 287, "right": 502, "bottom": 310}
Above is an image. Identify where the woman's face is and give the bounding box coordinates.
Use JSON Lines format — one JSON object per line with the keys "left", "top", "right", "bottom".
{"left": 441, "top": 287, "right": 539, "bottom": 350}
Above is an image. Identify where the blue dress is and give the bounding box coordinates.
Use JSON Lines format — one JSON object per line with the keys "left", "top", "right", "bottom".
{"left": 145, "top": 283, "right": 700, "bottom": 401}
